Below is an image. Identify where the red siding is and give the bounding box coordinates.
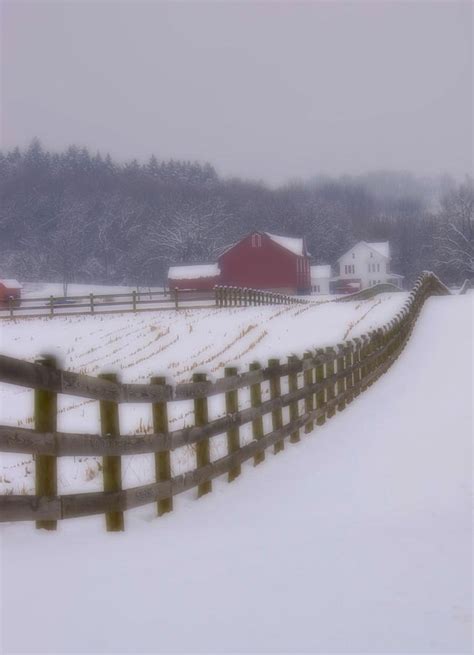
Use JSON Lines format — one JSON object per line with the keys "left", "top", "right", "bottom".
{"left": 168, "top": 276, "right": 219, "bottom": 292}
{"left": 218, "top": 233, "right": 311, "bottom": 293}
{"left": 0, "top": 284, "right": 21, "bottom": 303}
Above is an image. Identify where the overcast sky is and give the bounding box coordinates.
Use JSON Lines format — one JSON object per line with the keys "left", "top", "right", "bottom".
{"left": 1, "top": 1, "right": 472, "bottom": 184}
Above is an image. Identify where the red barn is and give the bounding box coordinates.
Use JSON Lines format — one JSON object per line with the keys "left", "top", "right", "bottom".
{"left": 0, "top": 279, "right": 22, "bottom": 305}
{"left": 218, "top": 232, "right": 311, "bottom": 294}
{"left": 167, "top": 264, "right": 220, "bottom": 292}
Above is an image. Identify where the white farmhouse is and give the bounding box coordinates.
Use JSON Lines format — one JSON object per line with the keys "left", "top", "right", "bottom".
{"left": 310, "top": 265, "right": 331, "bottom": 294}
{"left": 334, "top": 241, "right": 403, "bottom": 291}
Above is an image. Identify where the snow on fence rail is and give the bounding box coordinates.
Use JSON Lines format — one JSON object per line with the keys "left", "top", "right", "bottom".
{"left": 0, "top": 272, "right": 450, "bottom": 530}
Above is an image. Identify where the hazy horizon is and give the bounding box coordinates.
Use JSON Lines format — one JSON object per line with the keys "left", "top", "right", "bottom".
{"left": 2, "top": 1, "right": 472, "bottom": 185}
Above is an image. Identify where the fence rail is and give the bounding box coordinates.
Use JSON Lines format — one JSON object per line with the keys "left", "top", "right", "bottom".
{"left": 0, "top": 272, "right": 450, "bottom": 530}
{"left": 0, "top": 288, "right": 216, "bottom": 320}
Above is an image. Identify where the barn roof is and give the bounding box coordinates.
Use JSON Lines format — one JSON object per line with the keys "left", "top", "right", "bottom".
{"left": 311, "top": 265, "right": 331, "bottom": 279}
{"left": 265, "top": 232, "right": 309, "bottom": 257}
{"left": 0, "top": 279, "right": 22, "bottom": 289}
{"left": 168, "top": 264, "right": 220, "bottom": 280}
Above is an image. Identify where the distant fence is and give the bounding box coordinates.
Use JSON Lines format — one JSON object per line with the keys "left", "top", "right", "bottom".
{"left": 0, "top": 288, "right": 216, "bottom": 319}
{"left": 0, "top": 272, "right": 450, "bottom": 530}
{"left": 214, "top": 286, "right": 309, "bottom": 307}
{"left": 335, "top": 282, "right": 402, "bottom": 302}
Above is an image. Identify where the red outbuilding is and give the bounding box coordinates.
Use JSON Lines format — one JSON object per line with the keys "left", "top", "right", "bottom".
{"left": 167, "top": 264, "right": 220, "bottom": 292}
{"left": 0, "top": 279, "right": 22, "bottom": 305}
{"left": 218, "top": 232, "right": 311, "bottom": 294}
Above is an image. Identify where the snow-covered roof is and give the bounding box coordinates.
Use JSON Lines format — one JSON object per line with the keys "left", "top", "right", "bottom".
{"left": 368, "top": 242, "right": 390, "bottom": 258}
{"left": 0, "top": 279, "right": 22, "bottom": 289}
{"left": 337, "top": 241, "right": 390, "bottom": 261}
{"left": 265, "top": 232, "right": 309, "bottom": 257}
{"left": 168, "top": 264, "right": 220, "bottom": 280}
{"left": 311, "top": 265, "right": 331, "bottom": 279}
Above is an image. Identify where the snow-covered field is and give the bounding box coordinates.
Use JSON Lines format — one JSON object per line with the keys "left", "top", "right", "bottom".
{"left": 20, "top": 281, "right": 165, "bottom": 298}
{"left": 0, "top": 292, "right": 408, "bottom": 495}
{"left": 1, "top": 294, "right": 471, "bottom": 654}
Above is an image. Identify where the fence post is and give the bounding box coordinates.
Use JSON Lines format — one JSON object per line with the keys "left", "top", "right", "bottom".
{"left": 344, "top": 343, "right": 354, "bottom": 404}
{"left": 49, "top": 296, "right": 54, "bottom": 317}
{"left": 352, "top": 338, "right": 362, "bottom": 396}
{"left": 98, "top": 372, "right": 124, "bottom": 531}
{"left": 225, "top": 367, "right": 241, "bottom": 481}
{"left": 249, "top": 362, "right": 265, "bottom": 465}
{"left": 315, "top": 349, "right": 327, "bottom": 426}
{"left": 303, "top": 352, "right": 315, "bottom": 434}
{"left": 336, "top": 344, "right": 346, "bottom": 411}
{"left": 268, "top": 358, "right": 284, "bottom": 454}
{"left": 288, "top": 355, "right": 300, "bottom": 443}
{"left": 132, "top": 290, "right": 137, "bottom": 312}
{"left": 243, "top": 288, "right": 248, "bottom": 307}
{"left": 325, "top": 347, "right": 337, "bottom": 418}
{"left": 360, "top": 335, "right": 370, "bottom": 390}
{"left": 8, "top": 297, "right": 13, "bottom": 318}
{"left": 35, "top": 355, "right": 58, "bottom": 531}
{"left": 193, "top": 373, "right": 212, "bottom": 497}
{"left": 90, "top": 293, "right": 95, "bottom": 314}
{"left": 174, "top": 287, "right": 179, "bottom": 310}
{"left": 151, "top": 376, "right": 173, "bottom": 516}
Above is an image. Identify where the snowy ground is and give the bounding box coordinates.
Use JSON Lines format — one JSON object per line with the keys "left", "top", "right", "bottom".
{"left": 0, "top": 292, "right": 408, "bottom": 494}
{"left": 19, "top": 281, "right": 166, "bottom": 298}
{"left": 0, "top": 294, "right": 471, "bottom": 654}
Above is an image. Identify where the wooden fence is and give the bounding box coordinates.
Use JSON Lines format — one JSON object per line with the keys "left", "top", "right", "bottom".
{"left": 0, "top": 272, "right": 450, "bottom": 530}
{"left": 214, "top": 286, "right": 309, "bottom": 307}
{"left": 0, "top": 288, "right": 215, "bottom": 320}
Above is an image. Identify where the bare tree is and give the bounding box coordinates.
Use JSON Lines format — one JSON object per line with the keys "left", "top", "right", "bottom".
{"left": 434, "top": 178, "right": 473, "bottom": 278}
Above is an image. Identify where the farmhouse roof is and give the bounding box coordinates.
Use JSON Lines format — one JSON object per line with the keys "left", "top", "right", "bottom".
{"left": 168, "top": 264, "right": 220, "bottom": 280}
{"left": 337, "top": 241, "right": 390, "bottom": 261}
{"left": 0, "top": 279, "right": 22, "bottom": 289}
{"left": 311, "top": 265, "right": 331, "bottom": 278}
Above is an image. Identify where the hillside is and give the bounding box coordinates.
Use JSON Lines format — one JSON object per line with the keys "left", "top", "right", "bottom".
{"left": 1, "top": 293, "right": 471, "bottom": 653}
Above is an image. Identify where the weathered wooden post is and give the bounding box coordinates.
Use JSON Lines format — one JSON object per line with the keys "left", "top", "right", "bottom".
{"left": 315, "top": 349, "right": 327, "bottom": 426}
{"left": 174, "top": 287, "right": 179, "bottom": 310}
{"left": 49, "top": 296, "right": 54, "bottom": 317}
{"left": 151, "top": 376, "right": 173, "bottom": 516}
{"left": 193, "top": 373, "right": 212, "bottom": 497}
{"left": 352, "top": 337, "right": 362, "bottom": 396}
{"left": 35, "top": 355, "right": 58, "bottom": 531}
{"left": 303, "top": 352, "right": 315, "bottom": 434}
{"left": 250, "top": 362, "right": 265, "bottom": 465}
{"left": 8, "top": 297, "right": 13, "bottom": 318}
{"left": 336, "top": 344, "right": 346, "bottom": 411}
{"left": 288, "top": 355, "right": 300, "bottom": 443}
{"left": 325, "top": 347, "right": 336, "bottom": 418}
{"left": 132, "top": 290, "right": 137, "bottom": 312}
{"left": 98, "top": 372, "right": 124, "bottom": 531}
{"left": 225, "top": 367, "right": 241, "bottom": 481}
{"left": 90, "top": 293, "right": 95, "bottom": 314}
{"left": 243, "top": 288, "right": 248, "bottom": 307}
{"left": 344, "top": 343, "right": 354, "bottom": 404}
{"left": 268, "top": 358, "right": 284, "bottom": 453}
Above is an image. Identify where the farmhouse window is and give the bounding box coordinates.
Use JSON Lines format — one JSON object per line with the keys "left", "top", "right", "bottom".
{"left": 377, "top": 263, "right": 380, "bottom": 272}
{"left": 251, "top": 233, "right": 262, "bottom": 248}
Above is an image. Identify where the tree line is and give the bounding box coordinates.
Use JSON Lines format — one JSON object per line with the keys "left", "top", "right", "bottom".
{"left": 0, "top": 139, "right": 472, "bottom": 291}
